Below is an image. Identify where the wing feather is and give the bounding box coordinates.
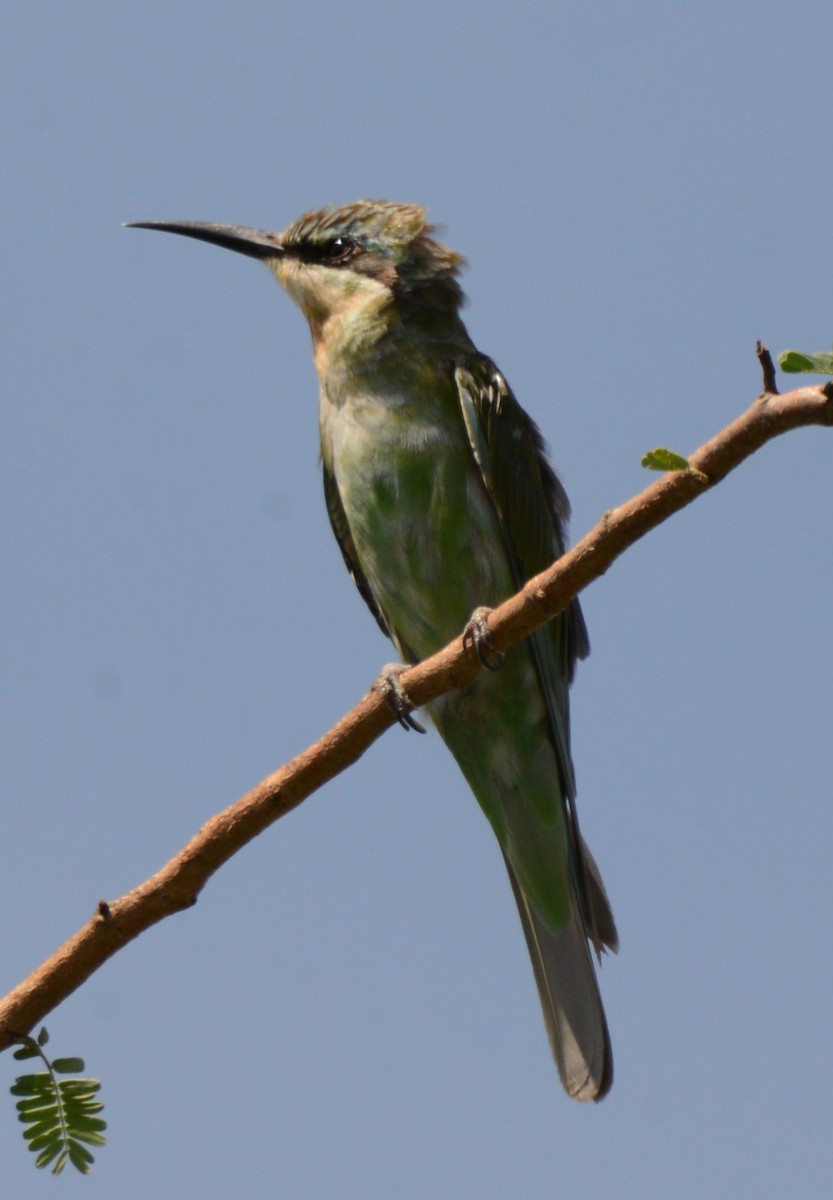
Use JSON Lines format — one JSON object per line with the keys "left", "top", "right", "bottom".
{"left": 455, "top": 360, "right": 588, "bottom": 793}
{"left": 455, "top": 359, "right": 614, "bottom": 956}
{"left": 322, "top": 462, "right": 390, "bottom": 637}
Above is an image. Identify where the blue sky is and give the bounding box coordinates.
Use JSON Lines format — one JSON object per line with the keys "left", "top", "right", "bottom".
{"left": 2, "top": 3, "right": 832, "bottom": 1196}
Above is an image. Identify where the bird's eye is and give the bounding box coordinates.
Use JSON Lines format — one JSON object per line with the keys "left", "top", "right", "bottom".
{"left": 319, "top": 236, "right": 356, "bottom": 263}
{"left": 295, "top": 235, "right": 358, "bottom": 267}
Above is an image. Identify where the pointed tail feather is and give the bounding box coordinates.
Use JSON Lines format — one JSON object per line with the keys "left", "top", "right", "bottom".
{"left": 580, "top": 836, "right": 619, "bottom": 958}
{"left": 503, "top": 852, "right": 613, "bottom": 1101}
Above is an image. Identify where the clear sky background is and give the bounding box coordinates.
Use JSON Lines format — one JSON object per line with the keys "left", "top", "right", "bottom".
{"left": 2, "top": 3, "right": 832, "bottom": 1196}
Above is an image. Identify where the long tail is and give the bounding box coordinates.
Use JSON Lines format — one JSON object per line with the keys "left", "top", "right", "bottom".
{"left": 503, "top": 847, "right": 616, "bottom": 1102}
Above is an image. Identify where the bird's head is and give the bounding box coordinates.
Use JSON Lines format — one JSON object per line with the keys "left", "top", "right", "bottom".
{"left": 128, "top": 201, "right": 466, "bottom": 354}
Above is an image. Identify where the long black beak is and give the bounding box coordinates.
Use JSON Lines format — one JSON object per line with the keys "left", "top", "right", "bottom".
{"left": 125, "top": 220, "right": 284, "bottom": 260}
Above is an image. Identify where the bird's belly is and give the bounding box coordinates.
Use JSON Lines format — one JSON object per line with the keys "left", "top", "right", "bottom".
{"left": 331, "top": 412, "right": 514, "bottom": 661}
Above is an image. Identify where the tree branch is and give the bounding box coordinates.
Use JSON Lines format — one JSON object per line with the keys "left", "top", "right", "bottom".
{"left": 2, "top": 368, "right": 831, "bottom": 1051}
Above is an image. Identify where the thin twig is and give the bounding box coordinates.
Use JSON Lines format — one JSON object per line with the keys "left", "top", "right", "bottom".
{"left": 756, "top": 341, "right": 779, "bottom": 395}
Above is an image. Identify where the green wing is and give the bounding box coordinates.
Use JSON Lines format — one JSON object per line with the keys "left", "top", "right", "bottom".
{"left": 455, "top": 357, "right": 589, "bottom": 801}
{"left": 322, "top": 462, "right": 390, "bottom": 637}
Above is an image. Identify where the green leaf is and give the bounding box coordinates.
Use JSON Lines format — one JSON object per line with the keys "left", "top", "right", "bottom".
{"left": 17, "top": 1111, "right": 56, "bottom": 1128}
{"left": 34, "top": 1144, "right": 63, "bottom": 1171}
{"left": 641, "top": 447, "right": 707, "bottom": 482}
{"left": 37, "top": 1027, "right": 50, "bottom": 1047}
{"left": 59, "top": 1078, "right": 101, "bottom": 1096}
{"left": 70, "top": 1099, "right": 105, "bottom": 1115}
{"left": 27, "top": 1130, "right": 61, "bottom": 1152}
{"left": 72, "top": 1129, "right": 108, "bottom": 1147}
{"left": 63, "top": 1111, "right": 107, "bottom": 1132}
{"left": 64, "top": 1098, "right": 102, "bottom": 1117}
{"left": 778, "top": 348, "right": 833, "bottom": 375}
{"left": 11, "top": 1073, "right": 52, "bottom": 1094}
{"left": 51, "top": 1057, "right": 85, "bottom": 1074}
{"left": 67, "top": 1139, "right": 95, "bottom": 1172}
{"left": 22, "top": 1117, "right": 60, "bottom": 1140}
{"left": 641, "top": 447, "right": 691, "bottom": 472}
{"left": 13, "top": 1045, "right": 39, "bottom": 1061}
{"left": 16, "top": 1096, "right": 56, "bottom": 1115}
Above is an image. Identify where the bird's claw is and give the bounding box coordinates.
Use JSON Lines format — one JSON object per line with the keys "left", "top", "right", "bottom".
{"left": 374, "top": 664, "right": 426, "bottom": 733}
{"left": 464, "top": 606, "right": 505, "bottom": 671}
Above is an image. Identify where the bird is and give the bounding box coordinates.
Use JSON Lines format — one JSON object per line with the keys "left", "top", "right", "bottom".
{"left": 128, "top": 201, "right": 618, "bottom": 1101}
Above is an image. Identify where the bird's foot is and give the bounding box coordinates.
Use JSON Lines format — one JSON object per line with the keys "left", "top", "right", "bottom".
{"left": 373, "top": 664, "right": 426, "bottom": 734}
{"left": 463, "top": 607, "right": 505, "bottom": 671}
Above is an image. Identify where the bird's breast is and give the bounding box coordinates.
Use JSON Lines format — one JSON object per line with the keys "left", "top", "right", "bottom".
{"left": 320, "top": 386, "right": 514, "bottom": 659}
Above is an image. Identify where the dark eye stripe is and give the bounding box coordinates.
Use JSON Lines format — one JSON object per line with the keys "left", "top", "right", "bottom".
{"left": 296, "top": 236, "right": 358, "bottom": 266}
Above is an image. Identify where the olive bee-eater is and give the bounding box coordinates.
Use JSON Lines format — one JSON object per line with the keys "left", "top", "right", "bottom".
{"left": 129, "top": 201, "right": 618, "bottom": 1101}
